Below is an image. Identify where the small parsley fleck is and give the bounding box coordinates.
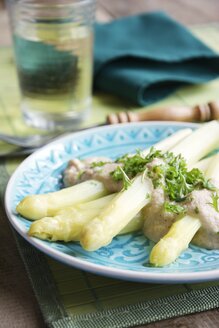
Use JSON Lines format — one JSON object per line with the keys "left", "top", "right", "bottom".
{"left": 194, "top": 207, "right": 199, "bottom": 214}
{"left": 208, "top": 192, "right": 219, "bottom": 212}
{"left": 146, "top": 193, "right": 151, "bottom": 199}
{"left": 164, "top": 202, "right": 186, "bottom": 215}
{"left": 90, "top": 161, "right": 109, "bottom": 168}
{"left": 76, "top": 170, "right": 84, "bottom": 180}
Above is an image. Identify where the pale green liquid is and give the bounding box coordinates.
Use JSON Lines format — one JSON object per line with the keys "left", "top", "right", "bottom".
{"left": 14, "top": 22, "right": 93, "bottom": 128}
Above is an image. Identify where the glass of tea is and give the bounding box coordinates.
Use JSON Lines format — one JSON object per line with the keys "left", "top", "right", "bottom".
{"left": 6, "top": 0, "right": 96, "bottom": 130}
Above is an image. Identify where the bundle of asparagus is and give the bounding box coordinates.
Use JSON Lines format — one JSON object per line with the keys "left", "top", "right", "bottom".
{"left": 16, "top": 121, "right": 219, "bottom": 266}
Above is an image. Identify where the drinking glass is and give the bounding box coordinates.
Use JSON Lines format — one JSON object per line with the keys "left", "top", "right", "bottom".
{"left": 6, "top": 0, "right": 96, "bottom": 130}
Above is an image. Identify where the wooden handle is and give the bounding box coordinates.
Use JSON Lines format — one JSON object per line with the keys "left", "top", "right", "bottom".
{"left": 106, "top": 101, "right": 219, "bottom": 124}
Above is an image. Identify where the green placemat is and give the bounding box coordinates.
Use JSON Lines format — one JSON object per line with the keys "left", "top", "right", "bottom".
{"left": 1, "top": 24, "right": 219, "bottom": 328}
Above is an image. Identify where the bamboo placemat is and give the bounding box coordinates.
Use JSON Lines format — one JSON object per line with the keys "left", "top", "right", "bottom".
{"left": 0, "top": 24, "right": 219, "bottom": 328}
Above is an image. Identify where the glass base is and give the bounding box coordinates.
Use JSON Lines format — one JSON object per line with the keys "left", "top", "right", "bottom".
{"left": 21, "top": 103, "right": 91, "bottom": 131}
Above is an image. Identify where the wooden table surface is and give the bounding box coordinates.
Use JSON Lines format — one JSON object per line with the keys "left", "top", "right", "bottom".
{"left": 0, "top": 1, "right": 219, "bottom": 327}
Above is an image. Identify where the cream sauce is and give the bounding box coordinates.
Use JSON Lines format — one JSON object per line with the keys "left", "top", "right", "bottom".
{"left": 63, "top": 157, "right": 123, "bottom": 192}
{"left": 143, "top": 187, "right": 219, "bottom": 249}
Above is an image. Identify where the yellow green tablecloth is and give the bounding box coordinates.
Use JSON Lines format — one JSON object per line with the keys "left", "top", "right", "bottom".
{"left": 0, "top": 24, "right": 219, "bottom": 328}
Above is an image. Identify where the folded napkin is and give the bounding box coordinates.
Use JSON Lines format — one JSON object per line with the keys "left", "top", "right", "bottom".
{"left": 94, "top": 12, "right": 219, "bottom": 106}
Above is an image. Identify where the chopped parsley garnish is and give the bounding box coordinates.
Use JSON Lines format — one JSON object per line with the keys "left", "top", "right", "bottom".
{"left": 90, "top": 147, "right": 216, "bottom": 199}
{"left": 112, "top": 147, "right": 162, "bottom": 181}
{"left": 209, "top": 192, "right": 219, "bottom": 212}
{"left": 111, "top": 147, "right": 216, "bottom": 199}
{"left": 164, "top": 161, "right": 215, "bottom": 202}
{"left": 164, "top": 202, "right": 186, "bottom": 215}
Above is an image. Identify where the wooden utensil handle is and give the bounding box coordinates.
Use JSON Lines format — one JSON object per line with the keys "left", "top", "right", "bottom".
{"left": 106, "top": 101, "right": 219, "bottom": 124}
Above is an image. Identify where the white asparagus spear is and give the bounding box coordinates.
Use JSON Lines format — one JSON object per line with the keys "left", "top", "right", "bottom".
{"left": 190, "top": 155, "right": 216, "bottom": 171}
{"left": 80, "top": 175, "right": 153, "bottom": 251}
{"left": 80, "top": 122, "right": 219, "bottom": 251}
{"left": 205, "top": 153, "right": 219, "bottom": 180}
{"left": 149, "top": 215, "right": 201, "bottom": 266}
{"left": 17, "top": 180, "right": 108, "bottom": 220}
{"left": 140, "top": 128, "right": 192, "bottom": 156}
{"left": 170, "top": 120, "right": 219, "bottom": 166}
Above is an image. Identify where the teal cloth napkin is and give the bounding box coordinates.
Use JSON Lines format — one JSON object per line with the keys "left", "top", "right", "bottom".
{"left": 94, "top": 12, "right": 219, "bottom": 106}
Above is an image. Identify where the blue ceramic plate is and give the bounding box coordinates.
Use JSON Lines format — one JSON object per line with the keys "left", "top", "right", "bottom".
{"left": 5, "top": 122, "right": 219, "bottom": 283}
